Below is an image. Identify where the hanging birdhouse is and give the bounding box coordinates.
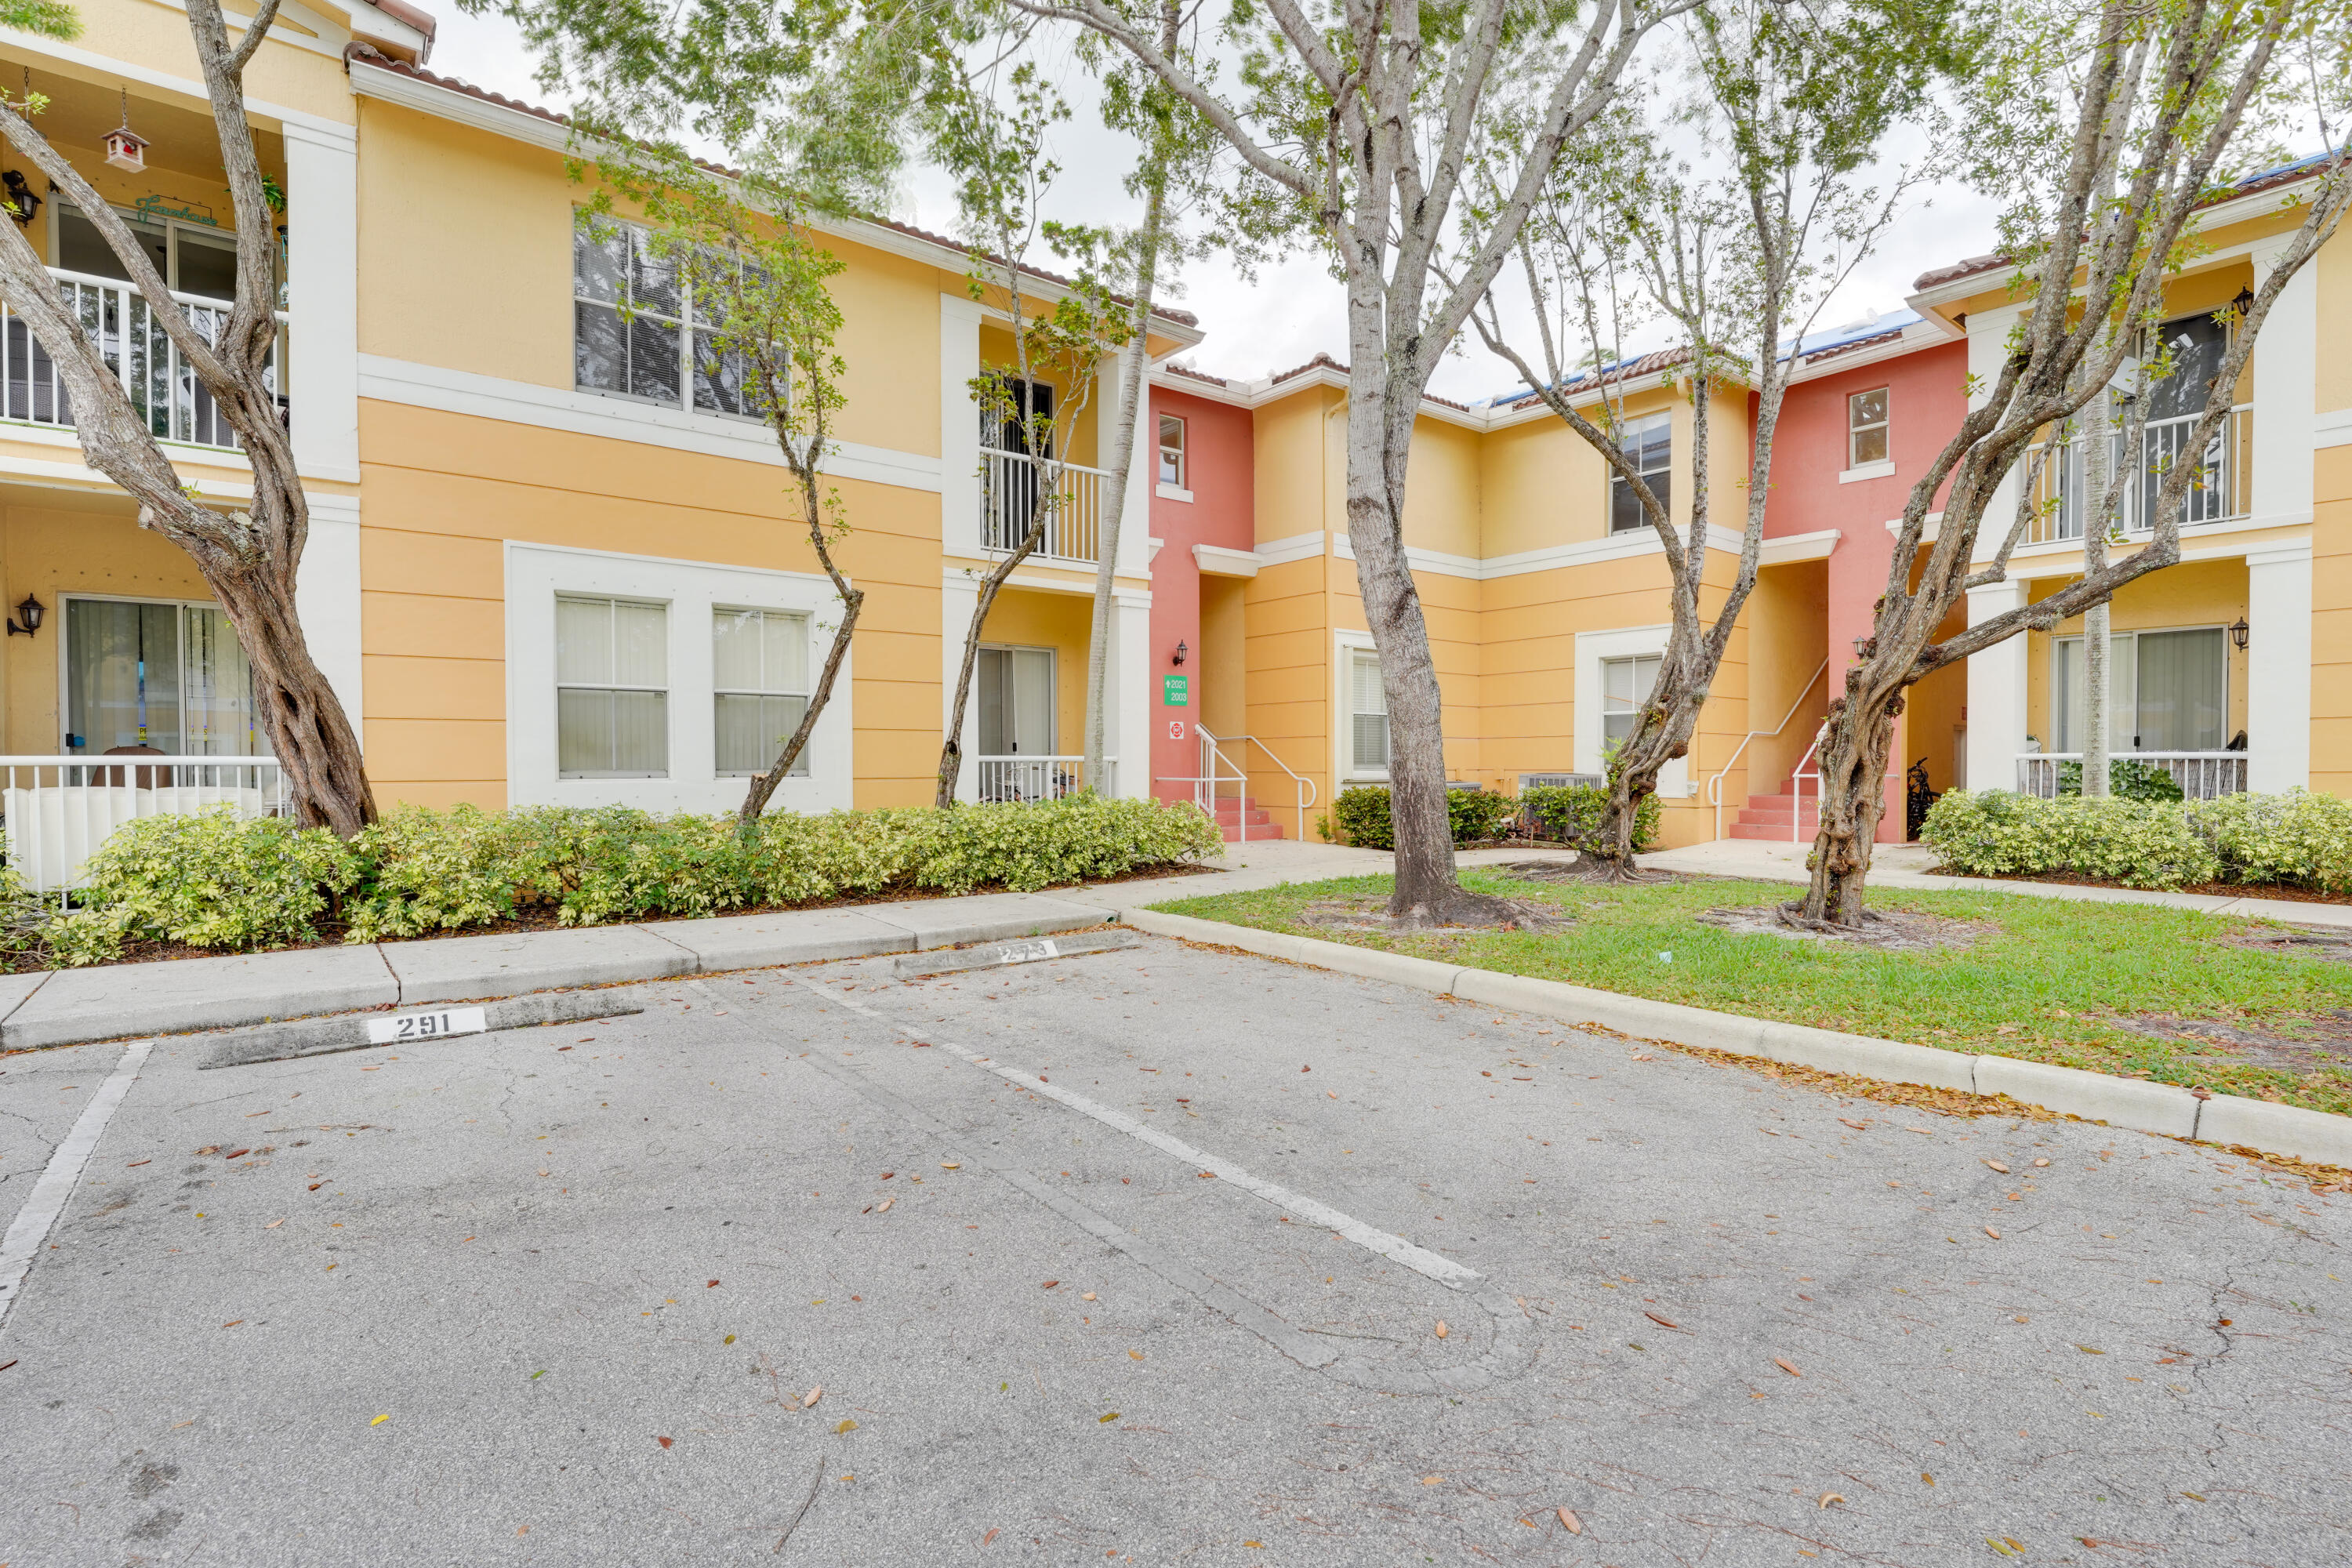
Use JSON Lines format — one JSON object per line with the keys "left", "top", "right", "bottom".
{"left": 104, "top": 123, "right": 147, "bottom": 172}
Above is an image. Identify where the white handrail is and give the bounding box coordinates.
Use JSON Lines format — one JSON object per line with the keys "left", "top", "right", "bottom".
{"left": 1193, "top": 726, "right": 1318, "bottom": 843}
{"left": 1706, "top": 659, "right": 1830, "bottom": 840}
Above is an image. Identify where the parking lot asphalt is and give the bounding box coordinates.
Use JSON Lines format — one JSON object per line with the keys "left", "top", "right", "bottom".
{"left": 0, "top": 933, "right": 2343, "bottom": 1566}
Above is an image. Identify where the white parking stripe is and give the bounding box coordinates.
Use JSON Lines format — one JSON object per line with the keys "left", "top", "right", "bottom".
{"left": 0, "top": 1040, "right": 153, "bottom": 1336}
{"left": 792, "top": 977, "right": 1481, "bottom": 1291}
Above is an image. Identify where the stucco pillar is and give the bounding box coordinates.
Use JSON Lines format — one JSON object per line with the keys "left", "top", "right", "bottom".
{"left": 1113, "top": 589, "right": 1152, "bottom": 798}
{"left": 939, "top": 295, "right": 983, "bottom": 558}
{"left": 1965, "top": 304, "right": 2028, "bottom": 564}
{"left": 2249, "top": 235, "right": 2318, "bottom": 525}
{"left": 2246, "top": 543, "right": 2312, "bottom": 791}
{"left": 1965, "top": 580, "right": 2031, "bottom": 792}
{"left": 1100, "top": 354, "right": 1153, "bottom": 579}
{"left": 295, "top": 491, "right": 365, "bottom": 751}
{"left": 281, "top": 122, "right": 359, "bottom": 483}
{"left": 942, "top": 572, "right": 980, "bottom": 804}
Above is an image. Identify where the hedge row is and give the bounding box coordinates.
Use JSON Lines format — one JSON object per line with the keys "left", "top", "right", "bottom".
{"left": 1919, "top": 787, "right": 2352, "bottom": 893}
{"left": 1319, "top": 782, "right": 1660, "bottom": 853}
{"left": 25, "top": 796, "right": 1225, "bottom": 966}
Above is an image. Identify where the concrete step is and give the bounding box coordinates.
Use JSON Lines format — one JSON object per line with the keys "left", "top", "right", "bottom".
{"left": 1218, "top": 822, "right": 1287, "bottom": 842}
{"left": 1728, "top": 821, "right": 1814, "bottom": 841}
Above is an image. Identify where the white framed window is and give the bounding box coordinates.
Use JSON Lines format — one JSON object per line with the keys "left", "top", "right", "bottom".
{"left": 556, "top": 595, "right": 670, "bottom": 778}
{"left": 53, "top": 200, "right": 260, "bottom": 303}
{"left": 1157, "top": 414, "right": 1186, "bottom": 488}
{"left": 1600, "top": 653, "right": 1661, "bottom": 749}
{"left": 1608, "top": 412, "right": 1672, "bottom": 534}
{"left": 1848, "top": 387, "right": 1889, "bottom": 467}
{"left": 572, "top": 213, "right": 757, "bottom": 417}
{"left": 62, "top": 596, "right": 260, "bottom": 756}
{"left": 1349, "top": 649, "right": 1389, "bottom": 775}
{"left": 713, "top": 608, "right": 812, "bottom": 776}
{"left": 2052, "top": 626, "right": 2227, "bottom": 753}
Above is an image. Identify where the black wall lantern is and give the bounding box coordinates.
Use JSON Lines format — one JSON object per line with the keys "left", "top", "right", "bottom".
{"left": 2230, "top": 615, "right": 2250, "bottom": 651}
{"left": 2, "top": 169, "right": 38, "bottom": 227}
{"left": 1171, "top": 639, "right": 1187, "bottom": 667}
{"left": 7, "top": 593, "right": 42, "bottom": 637}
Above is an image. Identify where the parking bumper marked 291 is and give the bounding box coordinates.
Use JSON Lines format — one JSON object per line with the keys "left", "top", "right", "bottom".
{"left": 789, "top": 975, "right": 1482, "bottom": 1291}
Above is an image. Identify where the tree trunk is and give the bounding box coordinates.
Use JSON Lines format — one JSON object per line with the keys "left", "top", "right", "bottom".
{"left": 205, "top": 556, "right": 377, "bottom": 837}
{"left": 739, "top": 589, "right": 862, "bottom": 826}
{"left": 1792, "top": 696, "right": 1897, "bottom": 926}
{"left": 2082, "top": 600, "right": 2110, "bottom": 797}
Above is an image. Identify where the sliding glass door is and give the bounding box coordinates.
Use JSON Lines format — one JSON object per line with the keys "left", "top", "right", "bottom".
{"left": 64, "top": 597, "right": 260, "bottom": 756}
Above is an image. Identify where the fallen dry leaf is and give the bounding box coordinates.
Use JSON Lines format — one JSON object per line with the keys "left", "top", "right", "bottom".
{"left": 221, "top": 1320, "right": 243, "bottom": 1329}
{"left": 1838, "top": 1118, "right": 1867, "bottom": 1131}
{"left": 803, "top": 1386, "right": 822, "bottom": 1407}
{"left": 263, "top": 1218, "right": 285, "bottom": 1230}
{"left": 194, "top": 1145, "right": 220, "bottom": 1156}
{"left": 1922, "top": 1473, "right": 1934, "bottom": 1486}
{"left": 1819, "top": 1493, "right": 1844, "bottom": 1508}
{"left": 1643, "top": 1311, "right": 1679, "bottom": 1330}
{"left": 1984, "top": 1226, "right": 2002, "bottom": 1240}
{"left": 657, "top": 1436, "right": 673, "bottom": 1449}
{"left": 370, "top": 1414, "right": 390, "bottom": 1426}
{"left": 984, "top": 1527, "right": 1000, "bottom": 1544}
{"left": 1041, "top": 1280, "right": 1060, "bottom": 1290}
{"left": 224, "top": 1149, "right": 249, "bottom": 1160}
{"left": 1984, "top": 1160, "right": 2010, "bottom": 1173}
{"left": 1080, "top": 1292, "right": 1096, "bottom": 1301}
{"left": 1243, "top": 1543, "right": 1264, "bottom": 1551}
{"left": 2033, "top": 1157, "right": 2051, "bottom": 1167}
{"left": 1434, "top": 1320, "right": 1449, "bottom": 1339}
{"left": 836, "top": 1418, "right": 858, "bottom": 1433}
{"left": 1421, "top": 1475, "right": 1443, "bottom": 1486}
{"left": 1558, "top": 1508, "right": 1582, "bottom": 1534}
{"left": 706, "top": 1279, "right": 719, "bottom": 1288}
{"left": 1128, "top": 1349, "right": 1144, "bottom": 1360}
{"left": 1774, "top": 1358, "right": 1802, "bottom": 1377}
{"left": 876, "top": 1198, "right": 893, "bottom": 1213}
{"left": 940, "top": 1163, "right": 960, "bottom": 1171}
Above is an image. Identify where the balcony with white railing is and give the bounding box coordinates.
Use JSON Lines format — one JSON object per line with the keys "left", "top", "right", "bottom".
{"left": 2015, "top": 751, "right": 2247, "bottom": 800}
{"left": 2024, "top": 405, "right": 2252, "bottom": 547}
{"left": 978, "top": 446, "right": 1106, "bottom": 565}
{"left": 0, "top": 755, "right": 289, "bottom": 892}
{"left": 975, "top": 754, "right": 1112, "bottom": 803}
{"left": 1, "top": 267, "right": 287, "bottom": 453}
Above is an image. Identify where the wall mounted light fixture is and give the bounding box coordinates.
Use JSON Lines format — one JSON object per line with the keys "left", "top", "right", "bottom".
{"left": 2230, "top": 615, "right": 2250, "bottom": 651}
{"left": 1171, "top": 640, "right": 1188, "bottom": 666}
{"left": 8, "top": 593, "right": 44, "bottom": 637}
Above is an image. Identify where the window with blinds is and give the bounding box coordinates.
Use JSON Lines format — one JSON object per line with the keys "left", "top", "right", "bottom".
{"left": 556, "top": 596, "right": 669, "bottom": 778}
{"left": 713, "top": 608, "right": 812, "bottom": 776}
{"left": 1350, "top": 650, "right": 1388, "bottom": 773}
{"left": 1608, "top": 413, "right": 1672, "bottom": 533}
{"left": 1601, "top": 654, "right": 1661, "bottom": 749}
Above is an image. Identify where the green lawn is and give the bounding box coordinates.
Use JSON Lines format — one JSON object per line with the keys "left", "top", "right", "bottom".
{"left": 1150, "top": 870, "right": 2352, "bottom": 1117}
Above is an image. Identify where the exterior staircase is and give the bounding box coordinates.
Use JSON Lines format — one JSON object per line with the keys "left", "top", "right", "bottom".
{"left": 1729, "top": 775, "right": 1820, "bottom": 840}
{"left": 1210, "top": 795, "right": 1286, "bottom": 842}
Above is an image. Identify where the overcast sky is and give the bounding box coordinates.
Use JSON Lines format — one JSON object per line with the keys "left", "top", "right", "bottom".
{"left": 427, "top": 8, "right": 2005, "bottom": 402}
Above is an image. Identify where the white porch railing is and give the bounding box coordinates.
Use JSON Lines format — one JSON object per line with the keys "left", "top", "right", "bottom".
{"left": 978, "top": 446, "right": 1106, "bottom": 565}
{"left": 2014, "top": 751, "right": 2247, "bottom": 800}
{"left": 975, "top": 754, "right": 1110, "bottom": 804}
{"left": 2024, "top": 406, "right": 2250, "bottom": 546}
{"left": 0, "top": 755, "right": 289, "bottom": 892}
{"left": 1, "top": 267, "right": 287, "bottom": 452}
{"left": 1160, "top": 727, "right": 1317, "bottom": 843}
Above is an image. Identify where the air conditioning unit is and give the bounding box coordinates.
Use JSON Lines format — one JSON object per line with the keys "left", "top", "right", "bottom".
{"left": 1519, "top": 772, "right": 1603, "bottom": 790}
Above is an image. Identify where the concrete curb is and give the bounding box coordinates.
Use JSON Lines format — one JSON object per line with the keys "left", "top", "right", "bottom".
{"left": 1120, "top": 907, "right": 2351, "bottom": 1172}
{"left": 198, "top": 989, "right": 646, "bottom": 1070}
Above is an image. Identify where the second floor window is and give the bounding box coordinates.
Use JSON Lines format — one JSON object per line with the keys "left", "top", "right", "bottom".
{"left": 1607, "top": 413, "right": 1672, "bottom": 534}
{"left": 1849, "top": 387, "right": 1889, "bottom": 467}
{"left": 1158, "top": 415, "right": 1186, "bottom": 487}
{"left": 574, "top": 216, "right": 754, "bottom": 417}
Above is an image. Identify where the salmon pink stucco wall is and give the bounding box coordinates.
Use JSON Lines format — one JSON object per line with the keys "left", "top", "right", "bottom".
{"left": 1146, "top": 383, "right": 1258, "bottom": 801}
{"left": 1762, "top": 336, "right": 1969, "bottom": 839}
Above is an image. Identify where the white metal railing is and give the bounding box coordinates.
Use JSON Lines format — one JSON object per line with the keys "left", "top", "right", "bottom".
{"left": 2025, "top": 405, "right": 2250, "bottom": 546}
{"left": 1707, "top": 659, "right": 1829, "bottom": 840}
{"left": 2015, "top": 750, "right": 2247, "bottom": 800}
{"left": 975, "top": 754, "right": 1111, "bottom": 804}
{"left": 979, "top": 446, "right": 1106, "bottom": 564}
{"left": 0, "top": 754, "right": 289, "bottom": 892}
{"left": 0, "top": 267, "right": 286, "bottom": 452}
{"left": 1160, "top": 727, "right": 1317, "bottom": 844}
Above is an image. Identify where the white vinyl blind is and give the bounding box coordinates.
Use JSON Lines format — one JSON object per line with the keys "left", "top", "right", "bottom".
{"left": 556, "top": 596, "right": 669, "bottom": 777}
{"left": 1350, "top": 651, "right": 1388, "bottom": 772}
{"left": 1601, "top": 654, "right": 1661, "bottom": 746}
{"left": 713, "top": 608, "right": 812, "bottom": 776}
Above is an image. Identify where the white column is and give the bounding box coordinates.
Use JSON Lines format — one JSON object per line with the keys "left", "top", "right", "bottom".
{"left": 1965, "top": 579, "right": 2030, "bottom": 791}
{"left": 296, "top": 490, "right": 365, "bottom": 745}
{"left": 1103, "top": 353, "right": 1154, "bottom": 579}
{"left": 940, "top": 295, "right": 983, "bottom": 558}
{"left": 1112, "top": 588, "right": 1152, "bottom": 797}
{"left": 1965, "top": 305, "right": 2028, "bottom": 564}
{"left": 942, "top": 572, "right": 980, "bottom": 804}
{"left": 281, "top": 122, "right": 360, "bottom": 485}
{"left": 2245, "top": 543, "right": 2312, "bottom": 792}
{"left": 2249, "top": 235, "right": 2318, "bottom": 524}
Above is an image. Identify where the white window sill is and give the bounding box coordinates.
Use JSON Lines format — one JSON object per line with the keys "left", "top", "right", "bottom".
{"left": 1156, "top": 482, "right": 1194, "bottom": 503}
{"left": 1838, "top": 459, "right": 1896, "bottom": 485}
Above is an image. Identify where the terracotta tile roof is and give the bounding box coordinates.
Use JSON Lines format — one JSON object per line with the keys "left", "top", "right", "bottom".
{"left": 343, "top": 45, "right": 1199, "bottom": 328}
{"left": 1913, "top": 150, "right": 2344, "bottom": 293}
{"left": 365, "top": 0, "right": 437, "bottom": 60}
{"left": 1501, "top": 345, "right": 1690, "bottom": 409}
{"left": 1265, "top": 353, "right": 1472, "bottom": 412}
{"left": 1162, "top": 362, "right": 1230, "bottom": 387}
{"left": 1799, "top": 325, "right": 1907, "bottom": 365}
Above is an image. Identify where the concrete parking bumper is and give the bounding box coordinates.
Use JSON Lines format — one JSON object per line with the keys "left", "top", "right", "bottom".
{"left": 1, "top": 946, "right": 398, "bottom": 1052}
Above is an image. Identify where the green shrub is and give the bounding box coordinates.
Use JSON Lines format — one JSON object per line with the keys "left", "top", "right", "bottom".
{"left": 2054, "top": 757, "right": 2186, "bottom": 801}
{"left": 1919, "top": 789, "right": 2220, "bottom": 889}
{"left": 2189, "top": 788, "right": 2352, "bottom": 894}
{"left": 53, "top": 805, "right": 363, "bottom": 964}
{"left": 44, "top": 795, "right": 1223, "bottom": 962}
{"left": 1519, "top": 782, "right": 1664, "bottom": 852}
{"left": 1324, "top": 785, "right": 1519, "bottom": 849}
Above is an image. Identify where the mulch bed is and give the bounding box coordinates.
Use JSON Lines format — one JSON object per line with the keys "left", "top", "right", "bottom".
{"left": 1936, "top": 866, "right": 2350, "bottom": 906}
{"left": 2117, "top": 1011, "right": 2352, "bottom": 1076}
{"left": 1297, "top": 893, "right": 1571, "bottom": 936}
{"left": 1692, "top": 905, "right": 1994, "bottom": 953}
{"left": 5, "top": 858, "right": 1219, "bottom": 973}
